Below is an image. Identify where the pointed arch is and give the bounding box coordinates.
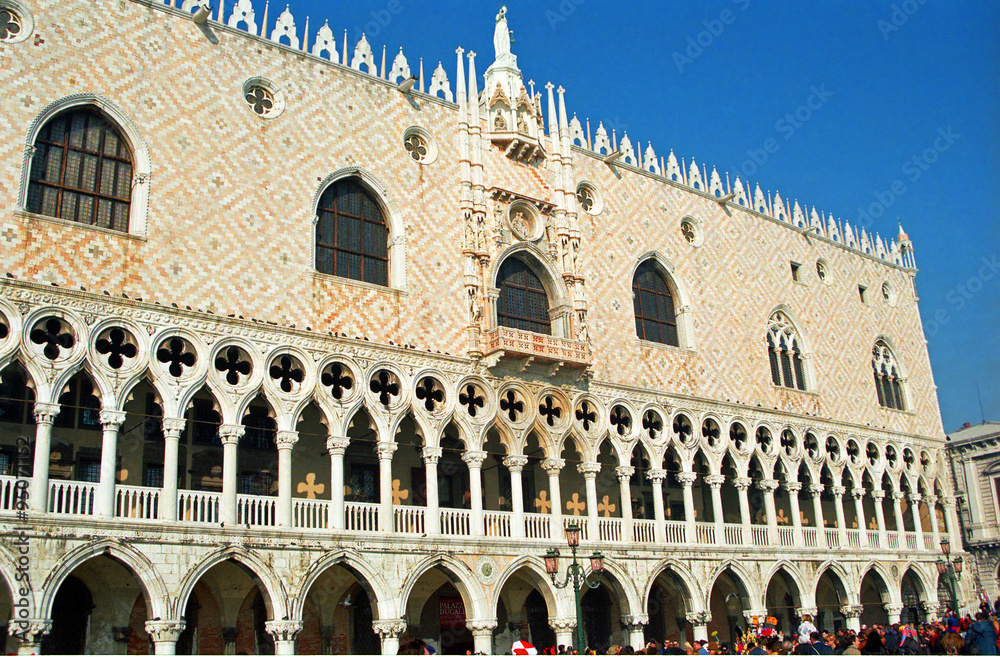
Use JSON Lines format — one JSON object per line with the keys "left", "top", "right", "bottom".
{"left": 872, "top": 337, "right": 908, "bottom": 411}
{"left": 290, "top": 549, "right": 395, "bottom": 621}
{"left": 175, "top": 546, "right": 288, "bottom": 620}
{"left": 490, "top": 244, "right": 573, "bottom": 338}
{"left": 642, "top": 559, "right": 703, "bottom": 613}
{"left": 490, "top": 555, "right": 567, "bottom": 620}
{"left": 38, "top": 539, "right": 169, "bottom": 621}
{"left": 398, "top": 553, "right": 490, "bottom": 621}
{"left": 766, "top": 307, "right": 810, "bottom": 391}
{"left": 21, "top": 93, "right": 151, "bottom": 236}
{"left": 630, "top": 252, "right": 693, "bottom": 349}
{"left": 312, "top": 167, "right": 406, "bottom": 289}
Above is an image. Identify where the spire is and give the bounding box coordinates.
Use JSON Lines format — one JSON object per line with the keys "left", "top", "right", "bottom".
{"left": 467, "top": 51, "right": 479, "bottom": 122}
{"left": 455, "top": 47, "right": 467, "bottom": 117}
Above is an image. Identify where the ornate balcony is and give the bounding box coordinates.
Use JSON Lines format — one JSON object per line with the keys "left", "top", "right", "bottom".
{"left": 482, "top": 326, "right": 591, "bottom": 373}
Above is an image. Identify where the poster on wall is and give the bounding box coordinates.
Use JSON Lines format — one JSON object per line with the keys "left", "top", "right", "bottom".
{"left": 440, "top": 597, "right": 467, "bottom": 628}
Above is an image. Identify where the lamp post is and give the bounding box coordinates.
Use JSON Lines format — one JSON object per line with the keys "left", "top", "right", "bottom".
{"left": 936, "top": 538, "right": 963, "bottom": 614}
{"left": 544, "top": 523, "right": 604, "bottom": 652}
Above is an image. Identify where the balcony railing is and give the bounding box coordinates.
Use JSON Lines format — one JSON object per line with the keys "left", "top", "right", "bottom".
{"left": 0, "top": 476, "right": 947, "bottom": 552}
{"left": 482, "top": 326, "right": 591, "bottom": 368}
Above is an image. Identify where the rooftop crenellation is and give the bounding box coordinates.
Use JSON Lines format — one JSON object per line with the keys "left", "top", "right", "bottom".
{"left": 153, "top": 0, "right": 916, "bottom": 271}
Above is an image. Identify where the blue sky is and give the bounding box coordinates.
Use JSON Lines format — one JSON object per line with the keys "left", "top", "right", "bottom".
{"left": 243, "top": 0, "right": 998, "bottom": 433}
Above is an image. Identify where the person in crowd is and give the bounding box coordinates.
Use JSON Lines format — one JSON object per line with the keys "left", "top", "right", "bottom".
{"left": 965, "top": 610, "right": 999, "bottom": 655}
{"left": 798, "top": 615, "right": 819, "bottom": 645}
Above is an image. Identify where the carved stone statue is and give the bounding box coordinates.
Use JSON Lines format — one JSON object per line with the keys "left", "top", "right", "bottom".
{"left": 510, "top": 211, "right": 528, "bottom": 239}
{"left": 469, "top": 289, "right": 482, "bottom": 325}
{"left": 464, "top": 212, "right": 474, "bottom": 250}
{"left": 494, "top": 110, "right": 507, "bottom": 131}
{"left": 476, "top": 212, "right": 487, "bottom": 252}
{"left": 494, "top": 6, "right": 511, "bottom": 59}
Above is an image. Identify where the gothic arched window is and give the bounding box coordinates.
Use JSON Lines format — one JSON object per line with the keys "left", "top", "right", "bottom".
{"left": 26, "top": 107, "right": 133, "bottom": 232}
{"left": 872, "top": 340, "right": 906, "bottom": 410}
{"left": 497, "top": 257, "right": 551, "bottom": 335}
{"left": 315, "top": 178, "right": 389, "bottom": 286}
{"left": 632, "top": 260, "right": 678, "bottom": 346}
{"left": 766, "top": 312, "right": 807, "bottom": 391}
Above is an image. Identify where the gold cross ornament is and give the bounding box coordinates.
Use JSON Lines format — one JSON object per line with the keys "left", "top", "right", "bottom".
{"left": 566, "top": 492, "right": 586, "bottom": 516}
{"left": 598, "top": 495, "right": 616, "bottom": 517}
{"left": 534, "top": 490, "right": 551, "bottom": 514}
{"left": 297, "top": 472, "right": 325, "bottom": 499}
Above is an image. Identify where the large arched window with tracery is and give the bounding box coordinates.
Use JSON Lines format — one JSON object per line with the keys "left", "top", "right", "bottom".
{"left": 497, "top": 257, "right": 551, "bottom": 335}
{"left": 872, "top": 340, "right": 905, "bottom": 410}
{"left": 26, "top": 107, "right": 134, "bottom": 232}
{"left": 766, "top": 312, "right": 807, "bottom": 391}
{"left": 632, "top": 260, "right": 678, "bottom": 346}
{"left": 315, "top": 178, "right": 389, "bottom": 286}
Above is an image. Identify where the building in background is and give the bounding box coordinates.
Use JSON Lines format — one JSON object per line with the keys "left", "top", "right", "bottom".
{"left": 0, "top": 0, "right": 966, "bottom": 654}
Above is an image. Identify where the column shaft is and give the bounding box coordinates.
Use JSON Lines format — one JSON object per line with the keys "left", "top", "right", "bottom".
{"left": 648, "top": 470, "right": 667, "bottom": 543}
{"left": 276, "top": 431, "right": 298, "bottom": 528}
{"left": 873, "top": 490, "right": 888, "bottom": 547}
{"left": 543, "top": 459, "right": 564, "bottom": 539}
{"left": 505, "top": 456, "right": 528, "bottom": 539}
{"left": 617, "top": 466, "right": 635, "bottom": 543}
{"left": 853, "top": 489, "right": 869, "bottom": 547}
{"left": 679, "top": 472, "right": 697, "bottom": 544}
{"left": 810, "top": 484, "right": 827, "bottom": 548}
{"left": 28, "top": 404, "right": 59, "bottom": 512}
{"left": 160, "top": 419, "right": 184, "bottom": 522}
{"left": 707, "top": 475, "right": 725, "bottom": 545}
{"left": 220, "top": 425, "right": 244, "bottom": 526}
{"left": 580, "top": 462, "right": 600, "bottom": 541}
{"left": 787, "top": 482, "right": 804, "bottom": 546}
{"left": 96, "top": 410, "right": 126, "bottom": 517}
{"left": 424, "top": 447, "right": 442, "bottom": 535}
{"left": 464, "top": 451, "right": 486, "bottom": 536}
{"left": 327, "top": 437, "right": 349, "bottom": 530}
{"left": 377, "top": 442, "right": 397, "bottom": 533}
{"left": 910, "top": 494, "right": 925, "bottom": 550}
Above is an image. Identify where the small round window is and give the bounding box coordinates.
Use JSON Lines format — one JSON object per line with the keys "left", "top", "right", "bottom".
{"left": 575, "top": 182, "right": 603, "bottom": 215}
{"left": 680, "top": 217, "right": 703, "bottom": 247}
{"left": 0, "top": 1, "right": 32, "bottom": 44}
{"left": 402, "top": 126, "right": 438, "bottom": 165}
{"left": 242, "top": 78, "right": 284, "bottom": 119}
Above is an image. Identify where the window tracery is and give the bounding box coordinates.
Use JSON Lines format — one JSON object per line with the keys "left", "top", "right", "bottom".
{"left": 315, "top": 178, "right": 389, "bottom": 286}
{"left": 632, "top": 260, "right": 678, "bottom": 347}
{"left": 872, "top": 340, "right": 905, "bottom": 410}
{"left": 766, "top": 312, "right": 807, "bottom": 391}
{"left": 496, "top": 257, "right": 550, "bottom": 335}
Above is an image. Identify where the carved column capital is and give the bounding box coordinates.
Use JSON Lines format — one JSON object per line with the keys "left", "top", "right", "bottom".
{"left": 686, "top": 611, "right": 710, "bottom": 626}
{"left": 620, "top": 614, "right": 649, "bottom": 628}
{"left": 376, "top": 441, "right": 398, "bottom": 460}
{"left": 33, "top": 402, "right": 60, "bottom": 425}
{"left": 852, "top": 487, "right": 867, "bottom": 500}
{"left": 162, "top": 417, "right": 187, "bottom": 436}
{"left": 326, "top": 436, "right": 350, "bottom": 456}
{"left": 784, "top": 481, "right": 802, "bottom": 493}
{"left": 883, "top": 603, "right": 904, "bottom": 615}
{"left": 145, "top": 620, "right": 186, "bottom": 643}
{"left": 219, "top": 424, "right": 245, "bottom": 445}
{"left": 758, "top": 479, "right": 779, "bottom": 493}
{"left": 8, "top": 619, "right": 52, "bottom": 643}
{"left": 705, "top": 474, "right": 726, "bottom": 489}
{"left": 924, "top": 494, "right": 938, "bottom": 505}
{"left": 796, "top": 607, "right": 818, "bottom": 617}
{"left": 910, "top": 493, "right": 923, "bottom": 503}
{"left": 732, "top": 476, "right": 753, "bottom": 491}
{"left": 462, "top": 450, "right": 487, "bottom": 468}
{"left": 615, "top": 465, "right": 635, "bottom": 481}
{"left": 265, "top": 620, "right": 303, "bottom": 642}
{"left": 809, "top": 484, "right": 825, "bottom": 497}
{"left": 275, "top": 430, "right": 299, "bottom": 449}
{"left": 541, "top": 458, "right": 565, "bottom": 475}
{"left": 577, "top": 462, "right": 601, "bottom": 478}
{"left": 840, "top": 605, "right": 864, "bottom": 618}
{"left": 830, "top": 485, "right": 846, "bottom": 497}
{"left": 940, "top": 495, "right": 956, "bottom": 508}
{"left": 548, "top": 616, "right": 577, "bottom": 631}
{"left": 466, "top": 618, "right": 498, "bottom": 635}
{"left": 676, "top": 471, "right": 698, "bottom": 486}
{"left": 892, "top": 491, "right": 907, "bottom": 502}
{"left": 871, "top": 489, "right": 886, "bottom": 501}
{"left": 503, "top": 455, "right": 528, "bottom": 472}
{"left": 646, "top": 468, "right": 667, "bottom": 483}
{"left": 371, "top": 619, "right": 408, "bottom": 639}
{"left": 423, "top": 446, "right": 443, "bottom": 464}
{"left": 99, "top": 409, "right": 127, "bottom": 430}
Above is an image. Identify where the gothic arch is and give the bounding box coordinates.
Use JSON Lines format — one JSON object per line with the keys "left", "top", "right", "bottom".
{"left": 175, "top": 546, "right": 288, "bottom": 620}
{"left": 592, "top": 557, "right": 642, "bottom": 618}
{"left": 490, "top": 244, "right": 573, "bottom": 338}
{"left": 762, "top": 561, "right": 808, "bottom": 608}
{"left": 814, "top": 561, "right": 856, "bottom": 606}
{"left": 490, "top": 555, "right": 567, "bottom": 620}
{"left": 0, "top": 543, "right": 30, "bottom": 616}
{"left": 630, "top": 251, "right": 694, "bottom": 349}
{"left": 311, "top": 166, "right": 407, "bottom": 289}
{"left": 858, "top": 562, "right": 899, "bottom": 606}
{"left": 765, "top": 305, "right": 813, "bottom": 391}
{"left": 38, "top": 539, "right": 169, "bottom": 621}
{"left": 20, "top": 93, "right": 152, "bottom": 237}
{"left": 290, "top": 549, "right": 395, "bottom": 622}
{"left": 399, "top": 554, "right": 490, "bottom": 621}
{"left": 642, "top": 559, "right": 703, "bottom": 614}
{"left": 706, "top": 561, "right": 760, "bottom": 610}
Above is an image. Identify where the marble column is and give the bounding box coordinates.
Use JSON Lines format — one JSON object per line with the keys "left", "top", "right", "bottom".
{"left": 941, "top": 496, "right": 962, "bottom": 548}
{"left": 647, "top": 468, "right": 667, "bottom": 543}
{"left": 831, "top": 485, "right": 849, "bottom": 548}
{"left": 809, "top": 484, "right": 827, "bottom": 548}
{"left": 550, "top": 617, "right": 576, "bottom": 651}
{"left": 266, "top": 620, "right": 302, "bottom": 656}
{"left": 910, "top": 493, "right": 925, "bottom": 550}
{"left": 9, "top": 619, "right": 52, "bottom": 656}
{"left": 785, "top": 481, "right": 804, "bottom": 546}
{"left": 28, "top": 403, "right": 59, "bottom": 512}
{"left": 96, "top": 409, "right": 126, "bottom": 517}
{"left": 145, "top": 620, "right": 186, "bottom": 655}
{"left": 892, "top": 490, "right": 907, "bottom": 548}
{"left": 219, "top": 424, "right": 245, "bottom": 526}
{"left": 706, "top": 474, "right": 726, "bottom": 545}
{"left": 372, "top": 619, "right": 407, "bottom": 655}
{"left": 326, "top": 436, "right": 350, "bottom": 530}
{"left": 617, "top": 465, "right": 635, "bottom": 542}
{"left": 852, "top": 487, "right": 869, "bottom": 547}
{"left": 504, "top": 455, "right": 528, "bottom": 539}
{"left": 686, "top": 611, "right": 710, "bottom": 643}
{"left": 542, "top": 458, "right": 565, "bottom": 539}
{"left": 376, "top": 441, "right": 397, "bottom": 533}
{"left": 463, "top": 450, "right": 487, "bottom": 536}
{"left": 733, "top": 476, "right": 753, "bottom": 546}
{"left": 759, "top": 479, "right": 780, "bottom": 544}
{"left": 621, "top": 614, "right": 649, "bottom": 652}
{"left": 160, "top": 418, "right": 185, "bottom": 522}
{"left": 872, "top": 489, "right": 888, "bottom": 548}
{"left": 579, "top": 462, "right": 601, "bottom": 541}
{"left": 275, "top": 430, "right": 299, "bottom": 528}
{"left": 678, "top": 471, "right": 697, "bottom": 544}
{"left": 885, "top": 603, "right": 903, "bottom": 625}
{"left": 423, "top": 446, "right": 443, "bottom": 535}
{"left": 467, "top": 619, "right": 497, "bottom": 655}
{"left": 925, "top": 494, "right": 942, "bottom": 549}
{"left": 841, "top": 605, "right": 863, "bottom": 633}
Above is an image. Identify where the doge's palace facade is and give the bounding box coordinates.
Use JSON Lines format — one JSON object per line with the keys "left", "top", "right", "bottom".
{"left": 0, "top": 0, "right": 966, "bottom": 654}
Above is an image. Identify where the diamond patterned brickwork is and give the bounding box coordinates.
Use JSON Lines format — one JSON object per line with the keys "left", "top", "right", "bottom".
{"left": 0, "top": 0, "right": 943, "bottom": 444}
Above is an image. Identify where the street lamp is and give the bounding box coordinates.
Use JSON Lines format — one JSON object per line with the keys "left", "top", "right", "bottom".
{"left": 544, "top": 523, "right": 604, "bottom": 651}
{"left": 936, "top": 538, "right": 963, "bottom": 614}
